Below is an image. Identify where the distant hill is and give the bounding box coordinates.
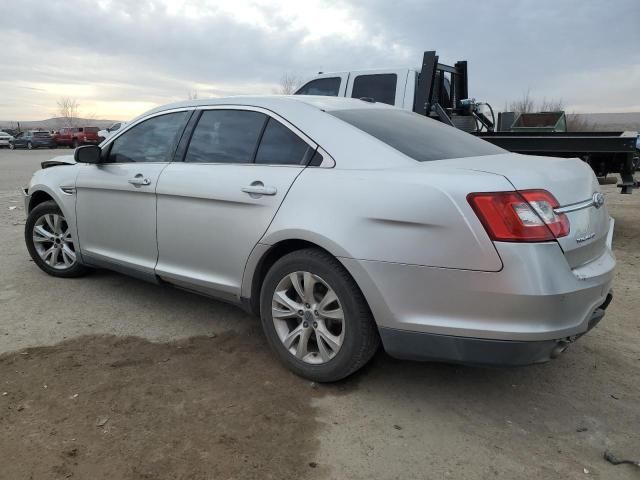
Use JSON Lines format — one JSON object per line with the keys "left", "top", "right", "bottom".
{"left": 573, "top": 112, "right": 640, "bottom": 132}
{"left": 0, "top": 117, "right": 119, "bottom": 131}
{"left": 2, "top": 112, "right": 638, "bottom": 133}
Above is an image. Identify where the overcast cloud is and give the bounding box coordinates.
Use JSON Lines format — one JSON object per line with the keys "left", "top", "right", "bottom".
{"left": 0, "top": 0, "right": 638, "bottom": 120}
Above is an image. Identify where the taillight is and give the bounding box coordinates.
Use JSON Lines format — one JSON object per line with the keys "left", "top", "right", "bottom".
{"left": 467, "top": 189, "right": 569, "bottom": 242}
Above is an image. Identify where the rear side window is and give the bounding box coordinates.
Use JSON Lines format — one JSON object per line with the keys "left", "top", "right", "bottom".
{"left": 108, "top": 111, "right": 188, "bottom": 163}
{"left": 295, "top": 77, "right": 341, "bottom": 96}
{"left": 185, "top": 110, "right": 266, "bottom": 163}
{"left": 85, "top": 127, "right": 99, "bottom": 133}
{"left": 351, "top": 74, "right": 397, "bottom": 105}
{"left": 255, "top": 119, "right": 312, "bottom": 165}
{"left": 330, "top": 108, "right": 505, "bottom": 162}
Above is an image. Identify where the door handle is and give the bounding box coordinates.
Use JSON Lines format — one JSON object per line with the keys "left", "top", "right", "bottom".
{"left": 241, "top": 181, "right": 277, "bottom": 197}
{"left": 128, "top": 174, "right": 151, "bottom": 186}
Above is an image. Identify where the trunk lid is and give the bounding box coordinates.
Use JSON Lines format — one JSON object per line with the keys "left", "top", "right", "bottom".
{"left": 441, "top": 153, "right": 611, "bottom": 268}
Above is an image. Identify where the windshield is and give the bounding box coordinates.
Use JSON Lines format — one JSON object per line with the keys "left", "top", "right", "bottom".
{"left": 329, "top": 108, "right": 505, "bottom": 162}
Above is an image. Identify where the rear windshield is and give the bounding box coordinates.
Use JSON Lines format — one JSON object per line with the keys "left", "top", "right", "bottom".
{"left": 84, "top": 127, "right": 99, "bottom": 133}
{"left": 329, "top": 108, "right": 505, "bottom": 162}
{"left": 33, "top": 132, "right": 51, "bottom": 137}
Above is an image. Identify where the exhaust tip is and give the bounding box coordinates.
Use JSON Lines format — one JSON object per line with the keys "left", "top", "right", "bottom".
{"left": 550, "top": 342, "right": 569, "bottom": 359}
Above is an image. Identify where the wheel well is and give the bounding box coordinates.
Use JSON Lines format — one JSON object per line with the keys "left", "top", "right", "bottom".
{"left": 28, "top": 190, "right": 54, "bottom": 212}
{"left": 248, "top": 239, "right": 334, "bottom": 316}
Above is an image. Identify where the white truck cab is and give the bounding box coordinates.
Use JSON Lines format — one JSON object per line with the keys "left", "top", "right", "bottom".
{"left": 295, "top": 68, "right": 419, "bottom": 110}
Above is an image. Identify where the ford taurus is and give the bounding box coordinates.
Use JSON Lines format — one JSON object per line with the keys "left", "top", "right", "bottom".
{"left": 22, "top": 96, "right": 615, "bottom": 381}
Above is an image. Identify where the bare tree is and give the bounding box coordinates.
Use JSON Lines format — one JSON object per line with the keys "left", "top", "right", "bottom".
{"left": 187, "top": 90, "right": 199, "bottom": 100}
{"left": 276, "top": 73, "right": 303, "bottom": 95}
{"left": 566, "top": 114, "right": 595, "bottom": 132}
{"left": 506, "top": 89, "right": 535, "bottom": 114}
{"left": 539, "top": 98, "right": 564, "bottom": 112}
{"left": 57, "top": 97, "right": 80, "bottom": 127}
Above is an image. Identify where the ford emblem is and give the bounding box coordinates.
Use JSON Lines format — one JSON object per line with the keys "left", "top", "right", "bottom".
{"left": 592, "top": 192, "right": 605, "bottom": 209}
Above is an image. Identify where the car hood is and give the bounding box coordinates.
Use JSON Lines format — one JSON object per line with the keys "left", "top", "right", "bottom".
{"left": 41, "top": 154, "right": 76, "bottom": 169}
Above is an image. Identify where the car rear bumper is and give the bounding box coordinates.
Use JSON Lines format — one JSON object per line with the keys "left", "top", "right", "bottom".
{"left": 378, "top": 292, "right": 612, "bottom": 366}
{"left": 340, "top": 224, "right": 615, "bottom": 364}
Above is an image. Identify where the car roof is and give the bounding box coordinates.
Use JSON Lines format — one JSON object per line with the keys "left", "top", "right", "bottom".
{"left": 137, "top": 95, "right": 393, "bottom": 121}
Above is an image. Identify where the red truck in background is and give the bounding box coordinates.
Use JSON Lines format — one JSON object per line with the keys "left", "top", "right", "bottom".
{"left": 53, "top": 126, "right": 102, "bottom": 148}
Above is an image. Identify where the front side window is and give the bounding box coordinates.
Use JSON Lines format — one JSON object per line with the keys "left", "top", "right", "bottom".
{"left": 295, "top": 77, "right": 341, "bottom": 96}
{"left": 330, "top": 108, "right": 505, "bottom": 162}
{"left": 255, "top": 118, "right": 312, "bottom": 165}
{"left": 185, "top": 110, "right": 266, "bottom": 163}
{"left": 351, "top": 74, "right": 397, "bottom": 105}
{"left": 107, "top": 111, "right": 189, "bottom": 163}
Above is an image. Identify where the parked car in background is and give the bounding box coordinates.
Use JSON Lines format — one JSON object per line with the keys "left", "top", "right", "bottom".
{"left": 53, "top": 127, "right": 102, "bottom": 148}
{"left": 10, "top": 131, "right": 56, "bottom": 149}
{"left": 0, "top": 131, "right": 14, "bottom": 148}
{"left": 98, "top": 122, "right": 126, "bottom": 142}
{"left": 22, "top": 96, "right": 615, "bottom": 382}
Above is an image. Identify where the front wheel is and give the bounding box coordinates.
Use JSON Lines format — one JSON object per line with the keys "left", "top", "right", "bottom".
{"left": 25, "top": 201, "right": 89, "bottom": 278}
{"left": 260, "top": 249, "right": 379, "bottom": 382}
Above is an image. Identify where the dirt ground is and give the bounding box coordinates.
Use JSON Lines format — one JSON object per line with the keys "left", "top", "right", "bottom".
{"left": 1, "top": 149, "right": 639, "bottom": 479}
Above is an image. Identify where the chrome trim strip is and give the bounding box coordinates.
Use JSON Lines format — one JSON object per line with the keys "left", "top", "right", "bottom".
{"left": 554, "top": 198, "right": 595, "bottom": 214}
{"left": 606, "top": 217, "right": 615, "bottom": 249}
{"left": 316, "top": 146, "right": 336, "bottom": 168}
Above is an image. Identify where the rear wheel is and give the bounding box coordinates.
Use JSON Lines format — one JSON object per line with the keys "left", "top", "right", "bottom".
{"left": 260, "top": 248, "right": 379, "bottom": 382}
{"left": 25, "top": 201, "right": 89, "bottom": 278}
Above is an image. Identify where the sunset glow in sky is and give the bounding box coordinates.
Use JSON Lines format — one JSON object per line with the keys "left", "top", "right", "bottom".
{"left": 0, "top": 0, "right": 638, "bottom": 121}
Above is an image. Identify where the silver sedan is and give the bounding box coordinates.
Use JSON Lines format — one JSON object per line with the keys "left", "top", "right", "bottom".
{"left": 22, "top": 96, "right": 615, "bottom": 381}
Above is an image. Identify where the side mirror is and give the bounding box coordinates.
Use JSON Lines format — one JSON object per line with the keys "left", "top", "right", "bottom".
{"left": 74, "top": 145, "right": 102, "bottom": 164}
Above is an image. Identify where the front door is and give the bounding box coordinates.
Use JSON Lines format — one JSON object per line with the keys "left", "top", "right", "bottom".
{"left": 75, "top": 110, "right": 190, "bottom": 276}
{"left": 155, "top": 108, "right": 315, "bottom": 297}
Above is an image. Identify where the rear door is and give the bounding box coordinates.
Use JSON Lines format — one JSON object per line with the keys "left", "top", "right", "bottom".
{"left": 75, "top": 110, "right": 190, "bottom": 276}
{"left": 155, "top": 107, "right": 315, "bottom": 297}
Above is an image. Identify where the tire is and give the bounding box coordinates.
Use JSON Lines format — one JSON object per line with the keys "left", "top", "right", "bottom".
{"left": 27, "top": 142, "right": 33, "bottom": 150}
{"left": 25, "top": 200, "right": 89, "bottom": 278}
{"left": 260, "top": 248, "right": 379, "bottom": 382}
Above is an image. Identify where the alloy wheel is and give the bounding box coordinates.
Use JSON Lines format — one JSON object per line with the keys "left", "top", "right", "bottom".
{"left": 271, "top": 271, "right": 345, "bottom": 364}
{"left": 32, "top": 213, "right": 77, "bottom": 270}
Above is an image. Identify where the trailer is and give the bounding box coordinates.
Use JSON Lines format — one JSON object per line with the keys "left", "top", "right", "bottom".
{"left": 412, "top": 51, "right": 639, "bottom": 194}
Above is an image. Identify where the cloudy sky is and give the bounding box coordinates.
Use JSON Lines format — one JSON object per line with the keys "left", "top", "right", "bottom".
{"left": 0, "top": 0, "right": 638, "bottom": 121}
